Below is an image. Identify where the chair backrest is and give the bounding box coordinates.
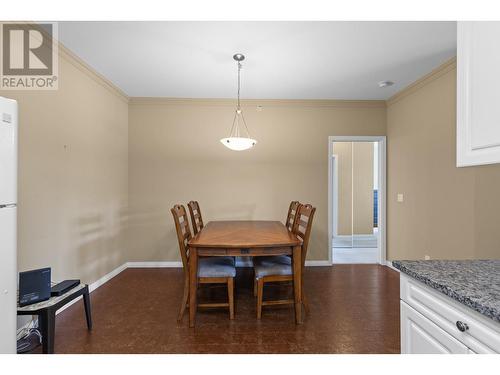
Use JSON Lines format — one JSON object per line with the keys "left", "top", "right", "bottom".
{"left": 285, "top": 201, "right": 300, "bottom": 231}
{"left": 187, "top": 201, "right": 204, "bottom": 235}
{"left": 291, "top": 203, "right": 316, "bottom": 268}
{"left": 171, "top": 204, "right": 192, "bottom": 271}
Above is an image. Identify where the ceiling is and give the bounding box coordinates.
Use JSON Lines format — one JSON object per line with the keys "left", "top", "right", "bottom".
{"left": 58, "top": 21, "right": 456, "bottom": 100}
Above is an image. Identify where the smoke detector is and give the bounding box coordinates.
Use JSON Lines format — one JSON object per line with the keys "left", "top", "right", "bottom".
{"left": 378, "top": 80, "right": 394, "bottom": 88}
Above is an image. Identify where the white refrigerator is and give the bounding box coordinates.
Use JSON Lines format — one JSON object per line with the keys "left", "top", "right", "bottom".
{"left": 0, "top": 96, "right": 18, "bottom": 354}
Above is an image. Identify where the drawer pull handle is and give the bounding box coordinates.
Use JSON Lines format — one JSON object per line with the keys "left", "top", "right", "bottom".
{"left": 456, "top": 321, "right": 469, "bottom": 332}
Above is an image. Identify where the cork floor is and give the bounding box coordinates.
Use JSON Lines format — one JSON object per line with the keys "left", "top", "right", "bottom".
{"left": 45, "top": 265, "right": 400, "bottom": 354}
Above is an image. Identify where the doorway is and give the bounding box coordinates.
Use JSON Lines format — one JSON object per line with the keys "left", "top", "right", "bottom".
{"left": 328, "top": 136, "right": 386, "bottom": 264}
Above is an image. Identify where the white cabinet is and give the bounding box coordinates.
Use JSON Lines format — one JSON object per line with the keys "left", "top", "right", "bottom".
{"left": 401, "top": 302, "right": 468, "bottom": 353}
{"left": 400, "top": 274, "right": 500, "bottom": 354}
{"left": 457, "top": 21, "right": 500, "bottom": 167}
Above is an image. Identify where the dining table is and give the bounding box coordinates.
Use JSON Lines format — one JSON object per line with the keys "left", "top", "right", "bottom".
{"left": 187, "top": 220, "right": 303, "bottom": 327}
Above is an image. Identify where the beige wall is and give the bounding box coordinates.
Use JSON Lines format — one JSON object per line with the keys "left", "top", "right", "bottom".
{"left": 128, "top": 99, "right": 386, "bottom": 262}
{"left": 333, "top": 142, "right": 353, "bottom": 235}
{"left": 352, "top": 142, "right": 374, "bottom": 235}
{"left": 387, "top": 60, "right": 500, "bottom": 260}
{"left": 333, "top": 142, "right": 374, "bottom": 235}
{"left": 0, "top": 46, "right": 129, "bottom": 285}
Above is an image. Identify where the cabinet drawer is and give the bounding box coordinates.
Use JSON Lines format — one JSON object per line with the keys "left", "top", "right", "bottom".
{"left": 401, "top": 301, "right": 468, "bottom": 354}
{"left": 401, "top": 274, "right": 500, "bottom": 353}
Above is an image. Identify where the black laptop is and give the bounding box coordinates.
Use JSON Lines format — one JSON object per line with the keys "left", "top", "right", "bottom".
{"left": 19, "top": 267, "right": 51, "bottom": 307}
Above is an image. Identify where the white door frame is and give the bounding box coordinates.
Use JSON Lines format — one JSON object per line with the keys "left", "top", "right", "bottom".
{"left": 327, "top": 136, "right": 387, "bottom": 265}
{"left": 331, "top": 154, "right": 339, "bottom": 238}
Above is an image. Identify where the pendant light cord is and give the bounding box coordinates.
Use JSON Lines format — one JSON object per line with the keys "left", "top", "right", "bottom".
{"left": 227, "top": 56, "right": 253, "bottom": 139}
{"left": 237, "top": 60, "right": 252, "bottom": 137}
{"left": 237, "top": 61, "right": 241, "bottom": 110}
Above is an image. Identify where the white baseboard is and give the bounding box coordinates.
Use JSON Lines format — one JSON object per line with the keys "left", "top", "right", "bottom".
{"left": 127, "top": 259, "right": 334, "bottom": 268}
{"left": 386, "top": 260, "right": 399, "bottom": 272}
{"left": 90, "top": 263, "right": 128, "bottom": 292}
{"left": 128, "top": 260, "right": 254, "bottom": 268}
{"left": 334, "top": 234, "right": 378, "bottom": 240}
{"left": 55, "top": 262, "right": 128, "bottom": 316}
{"left": 235, "top": 259, "right": 333, "bottom": 267}
{"left": 127, "top": 261, "right": 183, "bottom": 268}
{"left": 305, "top": 260, "right": 332, "bottom": 266}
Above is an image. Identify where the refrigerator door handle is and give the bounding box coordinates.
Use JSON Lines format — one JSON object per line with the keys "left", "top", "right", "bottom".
{"left": 0, "top": 204, "right": 16, "bottom": 208}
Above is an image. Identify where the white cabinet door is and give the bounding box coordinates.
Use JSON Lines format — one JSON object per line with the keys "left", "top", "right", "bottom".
{"left": 401, "top": 301, "right": 469, "bottom": 354}
{"left": 401, "top": 274, "right": 500, "bottom": 353}
{"left": 457, "top": 21, "right": 500, "bottom": 167}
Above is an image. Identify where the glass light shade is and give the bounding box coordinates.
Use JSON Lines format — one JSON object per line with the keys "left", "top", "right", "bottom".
{"left": 220, "top": 137, "right": 257, "bottom": 151}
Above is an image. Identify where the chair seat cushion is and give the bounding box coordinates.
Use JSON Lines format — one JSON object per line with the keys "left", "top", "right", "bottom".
{"left": 253, "top": 255, "right": 292, "bottom": 278}
{"left": 198, "top": 256, "right": 236, "bottom": 278}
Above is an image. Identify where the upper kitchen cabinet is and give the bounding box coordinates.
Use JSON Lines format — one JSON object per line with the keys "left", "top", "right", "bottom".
{"left": 457, "top": 22, "right": 500, "bottom": 167}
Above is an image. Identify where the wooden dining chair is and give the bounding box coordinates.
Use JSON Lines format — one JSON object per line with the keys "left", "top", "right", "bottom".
{"left": 285, "top": 201, "right": 300, "bottom": 231}
{"left": 171, "top": 204, "right": 235, "bottom": 322}
{"left": 252, "top": 203, "right": 316, "bottom": 319}
{"left": 253, "top": 200, "right": 300, "bottom": 296}
{"left": 187, "top": 200, "right": 204, "bottom": 235}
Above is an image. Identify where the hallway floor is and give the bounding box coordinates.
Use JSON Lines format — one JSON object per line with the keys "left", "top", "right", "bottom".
{"left": 332, "top": 248, "right": 380, "bottom": 264}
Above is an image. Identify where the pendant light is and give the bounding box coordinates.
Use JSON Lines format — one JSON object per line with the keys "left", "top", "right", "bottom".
{"left": 220, "top": 53, "right": 257, "bottom": 151}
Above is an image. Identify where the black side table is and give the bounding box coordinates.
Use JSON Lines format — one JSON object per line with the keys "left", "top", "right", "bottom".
{"left": 17, "top": 284, "right": 92, "bottom": 354}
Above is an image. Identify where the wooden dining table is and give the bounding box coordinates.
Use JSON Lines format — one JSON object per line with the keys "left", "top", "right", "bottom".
{"left": 188, "top": 220, "right": 303, "bottom": 327}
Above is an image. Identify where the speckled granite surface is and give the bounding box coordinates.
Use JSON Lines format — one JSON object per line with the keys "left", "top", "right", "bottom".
{"left": 392, "top": 260, "right": 500, "bottom": 323}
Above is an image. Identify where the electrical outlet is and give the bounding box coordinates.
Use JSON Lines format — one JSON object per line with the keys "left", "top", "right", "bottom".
{"left": 424, "top": 255, "right": 431, "bottom": 260}
{"left": 397, "top": 193, "right": 404, "bottom": 203}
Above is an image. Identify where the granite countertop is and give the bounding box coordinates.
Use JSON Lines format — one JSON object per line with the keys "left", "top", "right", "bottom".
{"left": 392, "top": 260, "right": 500, "bottom": 323}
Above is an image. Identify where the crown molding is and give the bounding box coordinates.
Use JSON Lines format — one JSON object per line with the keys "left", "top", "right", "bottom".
{"left": 14, "top": 22, "right": 130, "bottom": 103}
{"left": 58, "top": 43, "right": 129, "bottom": 103}
{"left": 386, "top": 57, "right": 457, "bottom": 107}
{"left": 129, "top": 97, "right": 386, "bottom": 108}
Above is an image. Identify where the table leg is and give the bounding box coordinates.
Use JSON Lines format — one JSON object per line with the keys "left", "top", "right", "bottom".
{"left": 39, "top": 310, "right": 56, "bottom": 354}
{"left": 292, "top": 245, "right": 303, "bottom": 324}
{"left": 83, "top": 287, "right": 93, "bottom": 330}
{"left": 189, "top": 247, "right": 198, "bottom": 328}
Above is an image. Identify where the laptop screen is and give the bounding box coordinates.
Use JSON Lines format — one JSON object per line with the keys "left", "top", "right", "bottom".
{"left": 19, "top": 267, "right": 51, "bottom": 306}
